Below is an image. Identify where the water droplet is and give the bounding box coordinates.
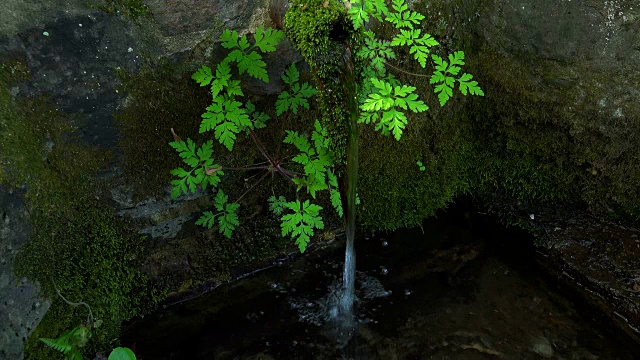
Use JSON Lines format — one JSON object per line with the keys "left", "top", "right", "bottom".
{"left": 270, "top": 282, "right": 279, "bottom": 289}
{"left": 380, "top": 267, "right": 389, "bottom": 275}
{"left": 381, "top": 240, "right": 389, "bottom": 247}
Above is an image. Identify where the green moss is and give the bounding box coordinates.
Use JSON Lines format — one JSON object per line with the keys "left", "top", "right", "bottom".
{"left": 285, "top": 0, "right": 361, "bottom": 165}
{"left": 17, "top": 206, "right": 159, "bottom": 359}
{"left": 464, "top": 46, "right": 640, "bottom": 222}
{"left": 88, "top": 0, "right": 151, "bottom": 21}
{"left": 352, "top": 0, "right": 639, "bottom": 228}
{"left": 1, "top": 64, "right": 160, "bottom": 359}
{"left": 114, "top": 60, "right": 214, "bottom": 201}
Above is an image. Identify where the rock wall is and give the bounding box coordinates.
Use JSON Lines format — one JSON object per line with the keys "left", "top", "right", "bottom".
{"left": 0, "top": 0, "right": 639, "bottom": 358}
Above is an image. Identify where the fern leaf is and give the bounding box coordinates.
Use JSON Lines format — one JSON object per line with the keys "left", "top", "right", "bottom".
{"left": 280, "top": 200, "right": 324, "bottom": 253}
{"left": 192, "top": 65, "right": 213, "bottom": 86}
{"left": 39, "top": 337, "right": 73, "bottom": 354}
{"left": 457, "top": 73, "right": 485, "bottom": 96}
{"left": 385, "top": 0, "right": 424, "bottom": 28}
{"left": 282, "top": 62, "right": 300, "bottom": 85}
{"left": 170, "top": 139, "right": 223, "bottom": 198}
{"left": 195, "top": 211, "right": 217, "bottom": 228}
{"left": 219, "top": 202, "right": 240, "bottom": 238}
{"left": 220, "top": 29, "right": 240, "bottom": 49}
{"left": 253, "top": 26, "right": 285, "bottom": 53}
{"left": 268, "top": 195, "right": 287, "bottom": 216}
{"left": 330, "top": 189, "right": 343, "bottom": 218}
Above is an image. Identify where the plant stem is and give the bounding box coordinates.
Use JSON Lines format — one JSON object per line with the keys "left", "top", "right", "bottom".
{"left": 234, "top": 171, "right": 270, "bottom": 204}
{"left": 51, "top": 278, "right": 95, "bottom": 325}
{"left": 385, "top": 61, "right": 430, "bottom": 78}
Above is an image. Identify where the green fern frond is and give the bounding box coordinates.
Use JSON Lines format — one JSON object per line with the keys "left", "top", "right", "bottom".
{"left": 359, "top": 78, "right": 428, "bottom": 140}
{"left": 40, "top": 336, "right": 73, "bottom": 355}
{"left": 345, "top": 0, "right": 389, "bottom": 30}
{"left": 276, "top": 64, "right": 317, "bottom": 116}
{"left": 283, "top": 120, "right": 333, "bottom": 197}
{"left": 39, "top": 327, "right": 91, "bottom": 359}
{"left": 199, "top": 95, "right": 251, "bottom": 150}
{"left": 430, "top": 51, "right": 483, "bottom": 106}
{"left": 268, "top": 195, "right": 287, "bottom": 216}
{"left": 244, "top": 100, "right": 270, "bottom": 130}
{"left": 169, "top": 139, "right": 223, "bottom": 198}
{"left": 195, "top": 190, "right": 239, "bottom": 238}
{"left": 386, "top": 0, "right": 424, "bottom": 29}
{"left": 281, "top": 200, "right": 324, "bottom": 253}
{"left": 219, "top": 26, "right": 284, "bottom": 83}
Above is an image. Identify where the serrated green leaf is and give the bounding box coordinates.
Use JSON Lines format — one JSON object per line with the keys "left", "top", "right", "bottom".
{"left": 192, "top": 65, "right": 213, "bottom": 86}
{"left": 220, "top": 29, "right": 239, "bottom": 49}
{"left": 330, "top": 189, "right": 343, "bottom": 218}
{"left": 268, "top": 195, "right": 287, "bottom": 215}
{"left": 282, "top": 63, "right": 300, "bottom": 85}
{"left": 196, "top": 211, "right": 217, "bottom": 228}
{"left": 219, "top": 202, "right": 239, "bottom": 238}
{"left": 280, "top": 200, "right": 324, "bottom": 253}
{"left": 253, "top": 26, "right": 284, "bottom": 53}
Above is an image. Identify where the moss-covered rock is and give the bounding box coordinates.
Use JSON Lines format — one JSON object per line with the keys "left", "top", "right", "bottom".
{"left": 284, "top": 0, "right": 360, "bottom": 164}
{"left": 357, "top": 0, "right": 640, "bottom": 228}
{"left": 1, "top": 63, "right": 160, "bottom": 359}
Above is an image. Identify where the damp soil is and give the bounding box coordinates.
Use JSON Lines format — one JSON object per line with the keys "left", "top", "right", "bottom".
{"left": 123, "top": 205, "right": 640, "bottom": 359}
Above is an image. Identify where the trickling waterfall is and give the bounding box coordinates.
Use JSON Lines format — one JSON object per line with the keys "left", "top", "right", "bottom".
{"left": 336, "top": 40, "right": 359, "bottom": 322}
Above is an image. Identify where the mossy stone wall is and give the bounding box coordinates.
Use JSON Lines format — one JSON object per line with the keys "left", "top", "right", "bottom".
{"left": 356, "top": 0, "right": 640, "bottom": 229}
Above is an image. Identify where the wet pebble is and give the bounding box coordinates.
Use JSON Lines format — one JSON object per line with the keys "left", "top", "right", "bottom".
{"left": 380, "top": 267, "right": 389, "bottom": 275}
{"left": 404, "top": 289, "right": 412, "bottom": 296}
{"left": 531, "top": 336, "right": 554, "bottom": 358}
{"left": 381, "top": 240, "right": 389, "bottom": 247}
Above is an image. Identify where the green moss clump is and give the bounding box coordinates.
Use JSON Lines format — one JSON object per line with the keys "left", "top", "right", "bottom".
{"left": 464, "top": 46, "right": 640, "bottom": 222}
{"left": 18, "top": 207, "right": 157, "bottom": 359}
{"left": 284, "top": 0, "right": 361, "bottom": 165}
{"left": 114, "top": 60, "right": 214, "bottom": 201}
{"left": 351, "top": 0, "right": 639, "bottom": 229}
{"left": 1, "top": 64, "right": 160, "bottom": 359}
{"left": 88, "top": 0, "right": 151, "bottom": 21}
{"left": 357, "top": 112, "right": 473, "bottom": 230}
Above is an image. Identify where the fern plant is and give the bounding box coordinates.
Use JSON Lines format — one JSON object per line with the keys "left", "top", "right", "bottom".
{"left": 40, "top": 328, "right": 137, "bottom": 360}
{"left": 38, "top": 282, "right": 138, "bottom": 360}
{"left": 170, "top": 0, "right": 483, "bottom": 253}
{"left": 39, "top": 327, "right": 90, "bottom": 360}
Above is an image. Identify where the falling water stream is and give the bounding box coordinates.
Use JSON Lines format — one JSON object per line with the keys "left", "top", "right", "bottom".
{"left": 336, "top": 39, "right": 359, "bottom": 322}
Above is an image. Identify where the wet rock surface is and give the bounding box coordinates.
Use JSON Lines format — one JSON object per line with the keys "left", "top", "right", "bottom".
{"left": 123, "top": 206, "right": 640, "bottom": 359}
{"left": 530, "top": 208, "right": 640, "bottom": 343}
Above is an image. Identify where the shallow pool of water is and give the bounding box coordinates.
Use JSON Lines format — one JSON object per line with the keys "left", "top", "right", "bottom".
{"left": 123, "top": 206, "right": 640, "bottom": 359}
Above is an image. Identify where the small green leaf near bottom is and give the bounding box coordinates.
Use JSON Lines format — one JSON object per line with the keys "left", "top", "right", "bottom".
{"left": 108, "top": 347, "right": 137, "bottom": 360}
